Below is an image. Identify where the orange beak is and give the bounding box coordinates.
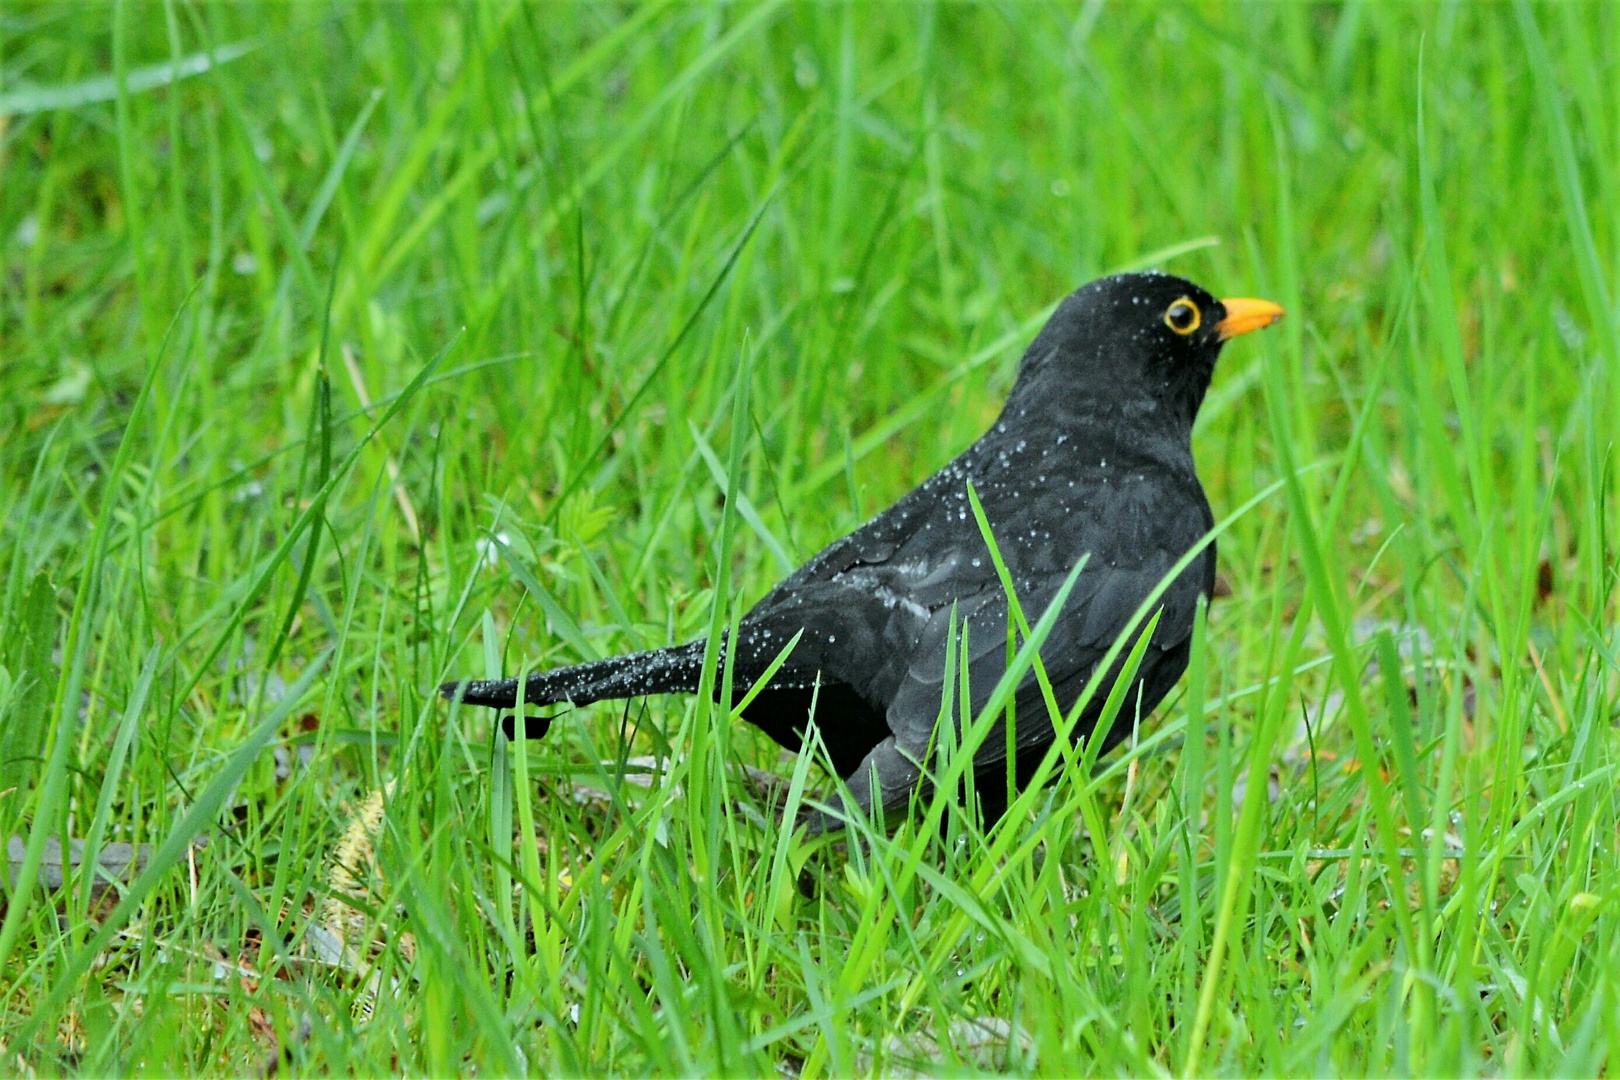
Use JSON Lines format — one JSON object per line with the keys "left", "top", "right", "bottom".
{"left": 1215, "top": 297, "right": 1285, "bottom": 341}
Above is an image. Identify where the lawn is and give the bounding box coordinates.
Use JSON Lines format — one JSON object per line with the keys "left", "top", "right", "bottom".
{"left": 2, "top": 1, "right": 1618, "bottom": 1073}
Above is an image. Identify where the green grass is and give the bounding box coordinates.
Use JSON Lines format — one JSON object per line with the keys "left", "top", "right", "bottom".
{"left": 2, "top": 1, "right": 1618, "bottom": 1073}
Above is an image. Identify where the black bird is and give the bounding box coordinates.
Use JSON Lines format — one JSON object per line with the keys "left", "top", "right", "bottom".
{"left": 443, "top": 272, "right": 1282, "bottom": 830}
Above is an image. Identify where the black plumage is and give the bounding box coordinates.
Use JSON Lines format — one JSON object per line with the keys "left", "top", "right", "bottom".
{"left": 443, "top": 272, "right": 1282, "bottom": 830}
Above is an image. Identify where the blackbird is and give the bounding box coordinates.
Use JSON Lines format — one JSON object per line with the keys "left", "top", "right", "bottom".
{"left": 442, "top": 272, "right": 1282, "bottom": 830}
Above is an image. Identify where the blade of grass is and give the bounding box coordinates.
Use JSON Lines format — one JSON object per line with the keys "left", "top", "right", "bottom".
{"left": 17, "top": 651, "right": 330, "bottom": 1041}
{"left": 0, "top": 38, "right": 257, "bottom": 114}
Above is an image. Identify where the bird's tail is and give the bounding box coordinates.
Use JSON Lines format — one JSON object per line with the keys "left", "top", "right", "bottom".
{"left": 440, "top": 641, "right": 709, "bottom": 712}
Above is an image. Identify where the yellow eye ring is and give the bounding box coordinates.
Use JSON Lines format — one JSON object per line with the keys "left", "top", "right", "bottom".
{"left": 1164, "top": 298, "right": 1201, "bottom": 335}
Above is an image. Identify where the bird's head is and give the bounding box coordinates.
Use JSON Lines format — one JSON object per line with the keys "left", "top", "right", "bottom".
{"left": 1014, "top": 271, "right": 1283, "bottom": 430}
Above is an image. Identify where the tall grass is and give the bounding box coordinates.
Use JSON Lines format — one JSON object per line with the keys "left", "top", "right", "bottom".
{"left": 1, "top": 2, "right": 1618, "bottom": 1073}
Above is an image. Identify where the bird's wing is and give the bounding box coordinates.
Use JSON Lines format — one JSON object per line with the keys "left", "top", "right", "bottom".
{"left": 734, "top": 532, "right": 981, "bottom": 706}
{"left": 731, "top": 456, "right": 996, "bottom": 702}
{"left": 882, "top": 546, "right": 1205, "bottom": 768}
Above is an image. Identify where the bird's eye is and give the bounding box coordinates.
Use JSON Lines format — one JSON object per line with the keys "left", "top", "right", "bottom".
{"left": 1164, "top": 298, "right": 1201, "bottom": 335}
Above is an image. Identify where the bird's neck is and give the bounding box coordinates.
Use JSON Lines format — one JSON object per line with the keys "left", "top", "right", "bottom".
{"left": 998, "top": 381, "right": 1197, "bottom": 463}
